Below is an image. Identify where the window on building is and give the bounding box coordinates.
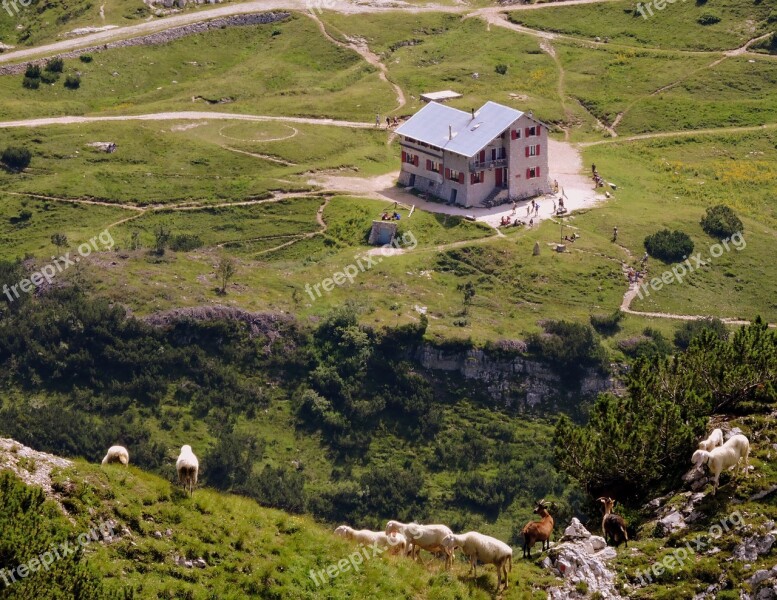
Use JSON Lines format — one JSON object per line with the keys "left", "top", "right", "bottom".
{"left": 449, "top": 169, "right": 460, "bottom": 182}
{"left": 471, "top": 171, "right": 485, "bottom": 184}
{"left": 526, "top": 167, "right": 542, "bottom": 179}
{"left": 427, "top": 160, "right": 441, "bottom": 172}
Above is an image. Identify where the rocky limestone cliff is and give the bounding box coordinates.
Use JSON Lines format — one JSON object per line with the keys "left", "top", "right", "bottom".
{"left": 415, "top": 344, "right": 618, "bottom": 410}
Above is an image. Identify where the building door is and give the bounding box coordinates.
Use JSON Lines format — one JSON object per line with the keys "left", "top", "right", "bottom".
{"left": 495, "top": 167, "right": 503, "bottom": 187}
{"left": 450, "top": 188, "right": 458, "bottom": 204}
{"left": 409, "top": 174, "right": 416, "bottom": 187}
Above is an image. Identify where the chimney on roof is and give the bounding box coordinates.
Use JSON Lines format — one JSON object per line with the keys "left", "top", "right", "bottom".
{"left": 471, "top": 108, "right": 475, "bottom": 120}
{"left": 449, "top": 125, "right": 453, "bottom": 140}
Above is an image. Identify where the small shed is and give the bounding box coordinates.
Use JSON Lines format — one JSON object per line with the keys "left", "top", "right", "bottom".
{"left": 368, "top": 221, "right": 397, "bottom": 246}
{"left": 420, "top": 90, "right": 462, "bottom": 103}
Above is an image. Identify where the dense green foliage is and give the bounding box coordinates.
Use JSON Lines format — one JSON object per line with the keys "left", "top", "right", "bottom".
{"left": 64, "top": 75, "right": 81, "bottom": 90}
{"left": 590, "top": 310, "right": 624, "bottom": 336}
{"left": 1, "top": 147, "right": 32, "bottom": 172}
{"left": 644, "top": 229, "right": 694, "bottom": 263}
{"left": 0, "top": 471, "right": 109, "bottom": 599}
{"left": 700, "top": 204, "right": 743, "bottom": 239}
{"left": 555, "top": 319, "right": 776, "bottom": 501}
{"left": 44, "top": 58, "right": 64, "bottom": 73}
{"left": 674, "top": 317, "right": 729, "bottom": 350}
{"left": 527, "top": 320, "right": 608, "bottom": 377}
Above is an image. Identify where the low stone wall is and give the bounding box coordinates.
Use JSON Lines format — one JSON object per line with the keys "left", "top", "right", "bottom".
{"left": 0, "top": 12, "right": 290, "bottom": 76}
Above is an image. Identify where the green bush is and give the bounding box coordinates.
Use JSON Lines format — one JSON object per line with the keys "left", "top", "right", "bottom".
{"left": 22, "top": 76, "right": 39, "bottom": 90}
{"left": 617, "top": 328, "right": 673, "bottom": 360}
{"left": 40, "top": 70, "right": 59, "bottom": 84}
{"left": 495, "top": 63, "right": 508, "bottom": 75}
{"left": 44, "top": 57, "right": 64, "bottom": 73}
{"left": 590, "top": 310, "right": 624, "bottom": 336}
{"left": 697, "top": 12, "right": 721, "bottom": 25}
{"left": 644, "top": 229, "right": 694, "bottom": 263}
{"left": 79, "top": 54, "right": 93, "bottom": 63}
{"left": 64, "top": 74, "right": 81, "bottom": 89}
{"left": 674, "top": 317, "right": 729, "bottom": 350}
{"left": 24, "top": 64, "right": 40, "bottom": 78}
{"left": 527, "top": 320, "right": 608, "bottom": 375}
{"left": 169, "top": 234, "right": 204, "bottom": 252}
{"left": 1, "top": 146, "right": 32, "bottom": 171}
{"left": 700, "top": 204, "right": 743, "bottom": 239}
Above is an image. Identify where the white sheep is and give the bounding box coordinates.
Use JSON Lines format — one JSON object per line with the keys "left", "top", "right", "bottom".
{"left": 385, "top": 520, "right": 454, "bottom": 567}
{"left": 101, "top": 446, "right": 129, "bottom": 466}
{"left": 691, "top": 433, "right": 750, "bottom": 495}
{"left": 698, "top": 428, "right": 724, "bottom": 452}
{"left": 176, "top": 445, "right": 199, "bottom": 495}
{"left": 334, "top": 525, "right": 408, "bottom": 555}
{"left": 442, "top": 531, "right": 513, "bottom": 590}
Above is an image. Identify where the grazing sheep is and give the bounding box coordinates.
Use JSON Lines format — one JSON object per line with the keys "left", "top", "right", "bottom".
{"left": 334, "top": 526, "right": 408, "bottom": 555}
{"left": 691, "top": 433, "right": 750, "bottom": 495}
{"left": 101, "top": 446, "right": 129, "bottom": 466}
{"left": 597, "top": 497, "right": 628, "bottom": 547}
{"left": 442, "top": 532, "right": 513, "bottom": 590}
{"left": 176, "top": 445, "right": 199, "bottom": 495}
{"left": 698, "top": 428, "right": 725, "bottom": 452}
{"left": 386, "top": 520, "right": 454, "bottom": 568}
{"left": 522, "top": 499, "right": 555, "bottom": 558}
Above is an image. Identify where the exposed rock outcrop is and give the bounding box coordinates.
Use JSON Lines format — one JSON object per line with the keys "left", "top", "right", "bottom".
{"left": 541, "top": 518, "right": 623, "bottom": 599}
{"left": 415, "top": 344, "right": 617, "bottom": 409}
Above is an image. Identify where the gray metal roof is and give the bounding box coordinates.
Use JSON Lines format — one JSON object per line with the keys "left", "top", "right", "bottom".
{"left": 395, "top": 101, "right": 524, "bottom": 158}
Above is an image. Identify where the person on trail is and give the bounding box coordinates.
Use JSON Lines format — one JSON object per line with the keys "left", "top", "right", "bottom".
{"left": 376, "top": 114, "right": 380, "bottom": 127}
{"left": 526, "top": 205, "right": 531, "bottom": 216}
{"left": 529, "top": 218, "right": 534, "bottom": 228}
{"left": 612, "top": 226, "right": 618, "bottom": 242}
{"left": 386, "top": 116, "right": 391, "bottom": 128}
{"left": 512, "top": 201, "right": 517, "bottom": 215}
{"left": 592, "top": 164, "right": 596, "bottom": 175}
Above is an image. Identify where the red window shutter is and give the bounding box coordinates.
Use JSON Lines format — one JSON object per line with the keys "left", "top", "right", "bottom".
{"left": 510, "top": 130, "right": 516, "bottom": 140}
{"left": 536, "top": 145, "right": 541, "bottom": 156}
{"left": 537, "top": 124, "right": 542, "bottom": 134}
{"left": 526, "top": 168, "right": 531, "bottom": 179}
{"left": 537, "top": 166, "right": 541, "bottom": 177}
{"left": 525, "top": 146, "right": 530, "bottom": 158}
{"left": 426, "top": 159, "right": 431, "bottom": 170}
{"left": 525, "top": 127, "right": 530, "bottom": 137}
{"left": 402, "top": 151, "right": 406, "bottom": 163}
{"left": 414, "top": 156, "right": 419, "bottom": 167}
{"left": 439, "top": 164, "right": 443, "bottom": 174}
{"left": 445, "top": 168, "right": 450, "bottom": 179}
{"left": 458, "top": 173, "right": 464, "bottom": 184}
{"left": 479, "top": 150, "right": 485, "bottom": 163}
{"left": 470, "top": 173, "right": 475, "bottom": 185}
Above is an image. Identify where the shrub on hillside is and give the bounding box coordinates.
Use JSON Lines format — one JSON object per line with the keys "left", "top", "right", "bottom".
{"left": 22, "top": 76, "right": 39, "bottom": 90}
{"left": 40, "top": 70, "right": 59, "bottom": 84}
{"left": 44, "top": 57, "right": 64, "bottom": 73}
{"left": 700, "top": 204, "right": 743, "bottom": 239}
{"left": 169, "top": 233, "right": 204, "bottom": 252}
{"left": 644, "top": 229, "right": 694, "bottom": 262}
{"left": 64, "top": 74, "right": 81, "bottom": 89}
{"left": 79, "top": 54, "right": 93, "bottom": 63}
{"left": 1, "top": 146, "right": 32, "bottom": 171}
{"left": 590, "top": 310, "right": 624, "bottom": 336}
{"left": 24, "top": 64, "right": 40, "bottom": 78}
{"left": 527, "top": 320, "right": 608, "bottom": 375}
{"left": 617, "top": 328, "right": 673, "bottom": 360}
{"left": 495, "top": 64, "right": 508, "bottom": 75}
{"left": 697, "top": 12, "right": 721, "bottom": 25}
{"left": 674, "top": 317, "right": 728, "bottom": 350}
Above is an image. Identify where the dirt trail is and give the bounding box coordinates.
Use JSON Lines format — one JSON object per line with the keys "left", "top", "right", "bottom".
{"left": 580, "top": 123, "right": 777, "bottom": 147}
{"left": 307, "top": 12, "right": 405, "bottom": 112}
{"left": 0, "top": 112, "right": 372, "bottom": 130}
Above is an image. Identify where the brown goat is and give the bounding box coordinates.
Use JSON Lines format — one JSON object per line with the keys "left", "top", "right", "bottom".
{"left": 597, "top": 497, "right": 628, "bottom": 547}
{"left": 522, "top": 499, "right": 555, "bottom": 558}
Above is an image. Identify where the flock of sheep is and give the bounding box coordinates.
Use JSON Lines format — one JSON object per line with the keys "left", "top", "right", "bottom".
{"left": 330, "top": 428, "right": 753, "bottom": 588}
{"left": 94, "top": 427, "right": 751, "bottom": 589}
{"left": 101, "top": 444, "right": 199, "bottom": 495}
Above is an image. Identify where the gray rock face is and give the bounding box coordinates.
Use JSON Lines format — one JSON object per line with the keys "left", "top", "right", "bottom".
{"left": 415, "top": 345, "right": 616, "bottom": 408}
{"left": 732, "top": 534, "right": 776, "bottom": 562}
{"left": 543, "top": 520, "right": 623, "bottom": 599}
{"left": 654, "top": 511, "right": 687, "bottom": 537}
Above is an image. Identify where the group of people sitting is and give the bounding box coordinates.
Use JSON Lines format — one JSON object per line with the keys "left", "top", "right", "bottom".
{"left": 381, "top": 211, "right": 401, "bottom": 221}
{"left": 500, "top": 215, "right": 527, "bottom": 227}
{"left": 563, "top": 232, "right": 580, "bottom": 243}
{"left": 592, "top": 164, "right": 605, "bottom": 188}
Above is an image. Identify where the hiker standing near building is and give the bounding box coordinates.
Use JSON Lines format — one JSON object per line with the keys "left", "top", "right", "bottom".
{"left": 376, "top": 114, "right": 380, "bottom": 127}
